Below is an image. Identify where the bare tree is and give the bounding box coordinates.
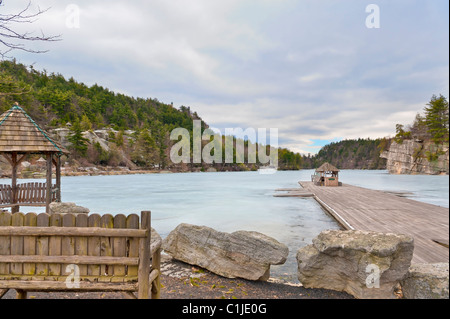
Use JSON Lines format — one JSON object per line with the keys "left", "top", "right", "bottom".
{"left": 0, "top": 1, "right": 61, "bottom": 59}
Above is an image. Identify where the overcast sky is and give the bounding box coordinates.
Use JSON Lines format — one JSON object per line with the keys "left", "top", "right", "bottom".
{"left": 3, "top": 0, "right": 449, "bottom": 154}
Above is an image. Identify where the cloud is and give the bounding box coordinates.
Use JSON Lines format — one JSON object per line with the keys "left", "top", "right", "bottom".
{"left": 5, "top": 0, "right": 449, "bottom": 155}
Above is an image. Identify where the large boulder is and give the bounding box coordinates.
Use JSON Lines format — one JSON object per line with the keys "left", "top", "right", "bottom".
{"left": 297, "top": 230, "right": 414, "bottom": 299}
{"left": 49, "top": 202, "right": 90, "bottom": 215}
{"left": 401, "top": 263, "right": 449, "bottom": 299}
{"left": 162, "top": 223, "right": 288, "bottom": 281}
{"left": 151, "top": 227, "right": 162, "bottom": 253}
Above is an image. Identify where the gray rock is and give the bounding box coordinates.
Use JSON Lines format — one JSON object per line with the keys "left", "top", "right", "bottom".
{"left": 49, "top": 202, "right": 90, "bottom": 215}
{"left": 82, "top": 131, "right": 110, "bottom": 152}
{"left": 297, "top": 230, "right": 414, "bottom": 299}
{"left": 20, "top": 161, "right": 31, "bottom": 168}
{"left": 162, "top": 223, "right": 288, "bottom": 281}
{"left": 380, "top": 140, "right": 449, "bottom": 175}
{"left": 401, "top": 263, "right": 449, "bottom": 299}
{"left": 151, "top": 227, "right": 162, "bottom": 253}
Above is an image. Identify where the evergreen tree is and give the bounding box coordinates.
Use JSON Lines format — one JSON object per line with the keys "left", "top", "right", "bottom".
{"left": 131, "top": 129, "right": 157, "bottom": 168}
{"left": 68, "top": 120, "right": 89, "bottom": 157}
{"left": 424, "top": 94, "right": 449, "bottom": 144}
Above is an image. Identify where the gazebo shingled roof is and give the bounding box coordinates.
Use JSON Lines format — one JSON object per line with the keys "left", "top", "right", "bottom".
{"left": 0, "top": 104, "right": 68, "bottom": 155}
{"left": 315, "top": 162, "right": 340, "bottom": 173}
{"left": 0, "top": 103, "right": 68, "bottom": 213}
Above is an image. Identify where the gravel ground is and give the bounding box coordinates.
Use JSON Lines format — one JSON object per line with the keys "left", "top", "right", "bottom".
{"left": 1, "top": 256, "right": 353, "bottom": 300}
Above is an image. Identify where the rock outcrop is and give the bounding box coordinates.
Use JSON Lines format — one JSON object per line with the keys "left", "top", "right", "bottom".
{"left": 151, "top": 227, "right": 162, "bottom": 254}
{"left": 162, "top": 223, "right": 289, "bottom": 281}
{"left": 381, "top": 140, "right": 449, "bottom": 175}
{"left": 401, "top": 263, "right": 449, "bottom": 299}
{"left": 49, "top": 202, "right": 90, "bottom": 215}
{"left": 296, "top": 230, "right": 414, "bottom": 299}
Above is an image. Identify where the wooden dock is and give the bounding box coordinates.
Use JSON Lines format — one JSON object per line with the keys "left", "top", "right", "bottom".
{"left": 299, "top": 181, "right": 449, "bottom": 264}
{"left": 273, "top": 189, "right": 315, "bottom": 198}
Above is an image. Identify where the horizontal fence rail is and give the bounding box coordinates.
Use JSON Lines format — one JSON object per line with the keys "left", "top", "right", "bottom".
{"left": 0, "top": 226, "right": 148, "bottom": 237}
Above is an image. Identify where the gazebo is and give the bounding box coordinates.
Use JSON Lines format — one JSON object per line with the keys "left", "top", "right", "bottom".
{"left": 312, "top": 162, "right": 340, "bottom": 187}
{"left": 0, "top": 103, "right": 69, "bottom": 213}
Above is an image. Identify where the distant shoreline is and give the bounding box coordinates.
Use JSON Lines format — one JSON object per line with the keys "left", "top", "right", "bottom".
{"left": 2, "top": 166, "right": 448, "bottom": 180}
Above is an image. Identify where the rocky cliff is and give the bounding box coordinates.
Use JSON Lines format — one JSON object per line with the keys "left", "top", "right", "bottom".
{"left": 380, "top": 140, "right": 449, "bottom": 175}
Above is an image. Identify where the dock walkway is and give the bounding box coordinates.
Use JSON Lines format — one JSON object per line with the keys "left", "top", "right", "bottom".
{"left": 299, "top": 181, "right": 449, "bottom": 264}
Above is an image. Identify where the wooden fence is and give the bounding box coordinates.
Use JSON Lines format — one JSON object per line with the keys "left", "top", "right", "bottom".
{"left": 0, "top": 183, "right": 58, "bottom": 207}
{"left": 0, "top": 211, "right": 161, "bottom": 299}
{"left": 0, "top": 185, "right": 11, "bottom": 206}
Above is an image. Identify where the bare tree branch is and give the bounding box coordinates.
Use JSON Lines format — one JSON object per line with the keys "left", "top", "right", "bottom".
{"left": 0, "top": 1, "right": 61, "bottom": 58}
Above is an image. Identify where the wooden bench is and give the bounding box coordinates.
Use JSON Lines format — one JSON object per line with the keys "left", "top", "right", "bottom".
{"left": 0, "top": 183, "right": 58, "bottom": 209}
{"left": 0, "top": 210, "right": 161, "bottom": 299}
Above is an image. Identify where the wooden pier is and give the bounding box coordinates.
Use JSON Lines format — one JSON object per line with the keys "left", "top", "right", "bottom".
{"left": 273, "top": 188, "right": 315, "bottom": 198}
{"left": 299, "top": 181, "right": 449, "bottom": 264}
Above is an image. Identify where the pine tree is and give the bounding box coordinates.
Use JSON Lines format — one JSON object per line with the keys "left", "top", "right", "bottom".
{"left": 68, "top": 120, "right": 89, "bottom": 157}
{"left": 131, "top": 129, "right": 157, "bottom": 168}
{"left": 424, "top": 94, "right": 449, "bottom": 144}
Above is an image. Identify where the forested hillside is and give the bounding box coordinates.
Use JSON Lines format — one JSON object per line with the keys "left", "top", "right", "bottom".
{"left": 0, "top": 59, "right": 200, "bottom": 132}
{"left": 302, "top": 138, "right": 389, "bottom": 170}
{"left": 0, "top": 60, "right": 302, "bottom": 172}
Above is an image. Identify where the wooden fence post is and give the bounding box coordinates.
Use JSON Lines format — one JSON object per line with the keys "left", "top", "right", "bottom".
{"left": 138, "top": 211, "right": 151, "bottom": 299}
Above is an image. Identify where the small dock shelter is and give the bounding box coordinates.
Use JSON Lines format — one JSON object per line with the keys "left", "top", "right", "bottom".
{"left": 311, "top": 162, "right": 340, "bottom": 187}
{"left": 0, "top": 103, "right": 69, "bottom": 213}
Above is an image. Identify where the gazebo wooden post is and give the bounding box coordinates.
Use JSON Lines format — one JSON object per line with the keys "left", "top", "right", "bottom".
{"left": 11, "top": 152, "right": 18, "bottom": 213}
{"left": 53, "top": 155, "right": 62, "bottom": 202}
{"left": 45, "top": 153, "right": 53, "bottom": 214}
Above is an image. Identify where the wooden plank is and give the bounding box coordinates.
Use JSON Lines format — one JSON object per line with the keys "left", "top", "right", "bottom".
{"left": 0, "top": 211, "right": 12, "bottom": 275}
{"left": 75, "top": 214, "right": 88, "bottom": 276}
{"left": 16, "top": 184, "right": 22, "bottom": 203}
{"left": 0, "top": 274, "right": 137, "bottom": 282}
{"left": 1, "top": 185, "right": 12, "bottom": 204}
{"left": 0, "top": 226, "right": 147, "bottom": 237}
{"left": 0, "top": 280, "right": 137, "bottom": 292}
{"left": 28, "top": 183, "right": 34, "bottom": 204}
{"left": 151, "top": 248, "right": 161, "bottom": 299}
{"left": 126, "top": 214, "right": 140, "bottom": 277}
{"left": 48, "top": 213, "right": 62, "bottom": 276}
{"left": 23, "top": 213, "right": 37, "bottom": 275}
{"left": 113, "top": 214, "right": 127, "bottom": 276}
{"left": 0, "top": 255, "right": 139, "bottom": 265}
{"left": 138, "top": 211, "right": 151, "bottom": 299}
{"left": 24, "top": 183, "right": 30, "bottom": 203}
{"left": 61, "top": 214, "right": 76, "bottom": 283}
{"left": 32, "top": 183, "right": 36, "bottom": 204}
{"left": 100, "top": 214, "right": 114, "bottom": 276}
{"left": 10, "top": 212, "right": 24, "bottom": 275}
{"left": 36, "top": 213, "right": 50, "bottom": 276}
{"left": 87, "top": 214, "right": 101, "bottom": 276}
